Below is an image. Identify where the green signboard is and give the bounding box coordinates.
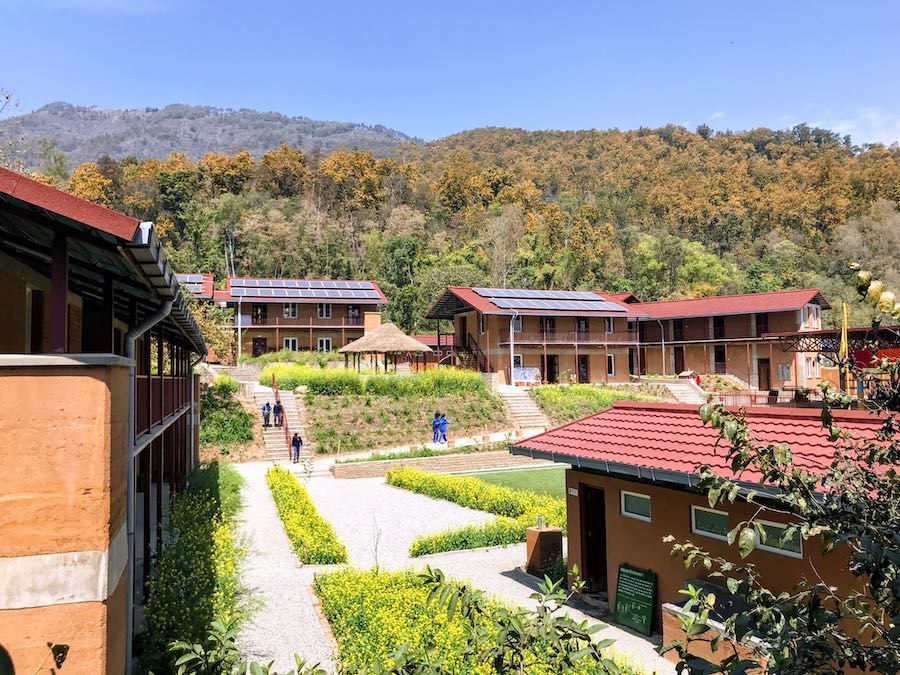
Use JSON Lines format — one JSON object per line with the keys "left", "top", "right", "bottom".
{"left": 613, "top": 564, "right": 656, "bottom": 636}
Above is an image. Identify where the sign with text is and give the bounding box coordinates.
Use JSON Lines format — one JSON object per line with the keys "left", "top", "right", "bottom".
{"left": 613, "top": 564, "right": 656, "bottom": 635}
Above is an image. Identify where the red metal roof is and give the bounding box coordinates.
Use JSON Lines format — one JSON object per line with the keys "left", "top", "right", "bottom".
{"left": 0, "top": 167, "right": 140, "bottom": 241}
{"left": 431, "top": 286, "right": 648, "bottom": 318}
{"left": 175, "top": 273, "right": 215, "bottom": 300}
{"left": 513, "top": 402, "right": 882, "bottom": 485}
{"left": 634, "top": 289, "right": 830, "bottom": 320}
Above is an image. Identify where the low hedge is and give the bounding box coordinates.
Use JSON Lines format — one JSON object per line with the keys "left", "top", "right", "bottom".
{"left": 140, "top": 462, "right": 245, "bottom": 672}
{"left": 266, "top": 466, "right": 347, "bottom": 564}
{"left": 238, "top": 348, "right": 343, "bottom": 367}
{"left": 386, "top": 467, "right": 566, "bottom": 556}
{"left": 260, "top": 365, "right": 488, "bottom": 397}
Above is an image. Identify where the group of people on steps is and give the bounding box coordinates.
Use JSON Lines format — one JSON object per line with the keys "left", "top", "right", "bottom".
{"left": 261, "top": 401, "right": 304, "bottom": 462}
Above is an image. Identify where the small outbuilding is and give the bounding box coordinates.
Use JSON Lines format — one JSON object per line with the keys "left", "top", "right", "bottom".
{"left": 338, "top": 321, "right": 432, "bottom": 371}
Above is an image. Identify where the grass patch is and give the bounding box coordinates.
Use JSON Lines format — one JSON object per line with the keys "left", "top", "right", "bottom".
{"left": 140, "top": 462, "right": 246, "bottom": 673}
{"left": 200, "top": 375, "right": 254, "bottom": 449}
{"left": 260, "top": 365, "right": 488, "bottom": 396}
{"left": 460, "top": 466, "right": 567, "bottom": 499}
{"left": 386, "top": 467, "right": 566, "bottom": 556}
{"left": 335, "top": 440, "right": 510, "bottom": 464}
{"left": 307, "top": 391, "right": 507, "bottom": 454}
{"left": 266, "top": 466, "right": 347, "bottom": 564}
{"left": 532, "top": 384, "right": 659, "bottom": 424}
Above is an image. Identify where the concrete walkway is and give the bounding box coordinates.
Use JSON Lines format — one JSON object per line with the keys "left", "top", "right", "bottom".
{"left": 233, "top": 462, "right": 336, "bottom": 672}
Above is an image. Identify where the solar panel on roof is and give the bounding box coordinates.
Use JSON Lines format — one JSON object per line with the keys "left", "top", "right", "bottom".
{"left": 176, "top": 274, "right": 204, "bottom": 283}
{"left": 473, "top": 287, "right": 602, "bottom": 301}
{"left": 492, "top": 298, "right": 626, "bottom": 312}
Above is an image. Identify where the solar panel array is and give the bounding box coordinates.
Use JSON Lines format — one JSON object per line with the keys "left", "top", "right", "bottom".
{"left": 176, "top": 274, "right": 205, "bottom": 283}
{"left": 228, "top": 278, "right": 381, "bottom": 300}
{"left": 472, "top": 287, "right": 626, "bottom": 313}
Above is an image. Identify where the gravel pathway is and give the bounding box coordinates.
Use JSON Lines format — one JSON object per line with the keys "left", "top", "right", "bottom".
{"left": 301, "top": 474, "right": 495, "bottom": 568}
{"left": 233, "top": 462, "right": 335, "bottom": 672}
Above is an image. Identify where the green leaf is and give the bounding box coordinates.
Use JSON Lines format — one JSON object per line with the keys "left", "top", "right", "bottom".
{"left": 738, "top": 527, "right": 757, "bottom": 558}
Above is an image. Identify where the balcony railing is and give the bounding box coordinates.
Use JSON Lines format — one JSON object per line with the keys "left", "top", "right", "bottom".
{"left": 500, "top": 330, "right": 639, "bottom": 345}
{"left": 236, "top": 316, "right": 364, "bottom": 328}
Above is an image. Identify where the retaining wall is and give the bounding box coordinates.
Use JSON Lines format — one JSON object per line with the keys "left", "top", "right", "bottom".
{"left": 331, "top": 450, "right": 551, "bottom": 479}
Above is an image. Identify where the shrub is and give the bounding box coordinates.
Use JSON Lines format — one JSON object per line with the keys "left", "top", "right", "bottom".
{"left": 140, "top": 463, "right": 245, "bottom": 673}
{"left": 386, "top": 468, "right": 566, "bottom": 555}
{"left": 265, "top": 466, "right": 347, "bottom": 564}
{"left": 532, "top": 384, "right": 658, "bottom": 424}
{"left": 260, "top": 364, "right": 364, "bottom": 394}
{"left": 261, "top": 365, "right": 488, "bottom": 397}
{"left": 314, "top": 568, "right": 643, "bottom": 674}
{"left": 200, "top": 376, "right": 253, "bottom": 447}
{"left": 238, "top": 348, "right": 342, "bottom": 368}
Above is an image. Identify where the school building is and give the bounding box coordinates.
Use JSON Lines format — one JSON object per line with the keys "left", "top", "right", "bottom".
{"left": 427, "top": 286, "right": 831, "bottom": 390}
{"left": 0, "top": 168, "right": 206, "bottom": 673}
{"left": 176, "top": 275, "right": 388, "bottom": 358}
{"left": 510, "top": 401, "right": 875, "bottom": 666}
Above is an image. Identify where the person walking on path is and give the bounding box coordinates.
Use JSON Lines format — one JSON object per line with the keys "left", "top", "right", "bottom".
{"left": 438, "top": 413, "right": 448, "bottom": 444}
{"left": 291, "top": 433, "right": 303, "bottom": 463}
{"left": 261, "top": 401, "right": 272, "bottom": 428}
{"left": 431, "top": 412, "right": 441, "bottom": 444}
{"left": 273, "top": 401, "right": 284, "bottom": 427}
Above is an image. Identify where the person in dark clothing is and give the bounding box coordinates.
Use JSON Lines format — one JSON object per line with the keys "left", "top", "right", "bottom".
{"left": 273, "top": 401, "right": 284, "bottom": 427}
{"left": 438, "top": 413, "right": 448, "bottom": 444}
{"left": 261, "top": 401, "right": 271, "bottom": 428}
{"left": 431, "top": 412, "right": 441, "bottom": 444}
{"left": 291, "top": 433, "right": 303, "bottom": 463}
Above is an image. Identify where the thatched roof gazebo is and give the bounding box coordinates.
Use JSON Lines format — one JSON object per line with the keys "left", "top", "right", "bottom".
{"left": 339, "top": 321, "right": 432, "bottom": 371}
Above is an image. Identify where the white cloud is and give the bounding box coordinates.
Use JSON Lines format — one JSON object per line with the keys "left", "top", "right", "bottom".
{"left": 709, "top": 111, "right": 727, "bottom": 121}
{"left": 814, "top": 107, "right": 900, "bottom": 146}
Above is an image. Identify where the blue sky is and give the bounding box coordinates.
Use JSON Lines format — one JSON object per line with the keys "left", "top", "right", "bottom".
{"left": 4, "top": 0, "right": 900, "bottom": 144}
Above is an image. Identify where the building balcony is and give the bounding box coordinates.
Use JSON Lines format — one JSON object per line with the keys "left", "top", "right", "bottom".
{"left": 235, "top": 316, "right": 364, "bottom": 329}
{"left": 499, "top": 330, "right": 639, "bottom": 345}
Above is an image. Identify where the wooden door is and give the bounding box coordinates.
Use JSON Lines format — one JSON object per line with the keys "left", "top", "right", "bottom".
{"left": 581, "top": 486, "right": 608, "bottom": 593}
{"left": 758, "top": 358, "right": 771, "bottom": 390}
{"left": 674, "top": 346, "right": 685, "bottom": 374}
{"left": 578, "top": 355, "right": 589, "bottom": 383}
{"left": 252, "top": 337, "right": 267, "bottom": 357}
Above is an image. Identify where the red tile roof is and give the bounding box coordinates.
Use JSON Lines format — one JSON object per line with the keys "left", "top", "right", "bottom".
{"left": 634, "top": 289, "right": 830, "bottom": 320}
{"left": 429, "top": 286, "right": 648, "bottom": 318}
{"left": 0, "top": 167, "right": 140, "bottom": 241}
{"left": 512, "top": 402, "right": 882, "bottom": 485}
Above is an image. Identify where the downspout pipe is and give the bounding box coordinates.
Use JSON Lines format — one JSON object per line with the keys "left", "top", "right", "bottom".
{"left": 656, "top": 319, "right": 666, "bottom": 376}
{"left": 124, "top": 298, "right": 173, "bottom": 675}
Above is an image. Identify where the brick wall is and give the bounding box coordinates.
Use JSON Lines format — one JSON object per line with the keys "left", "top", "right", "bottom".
{"left": 332, "top": 450, "right": 551, "bottom": 479}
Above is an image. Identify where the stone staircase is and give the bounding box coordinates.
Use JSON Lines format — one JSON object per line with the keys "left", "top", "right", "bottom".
{"left": 653, "top": 379, "right": 708, "bottom": 405}
{"left": 251, "top": 388, "right": 314, "bottom": 461}
{"left": 213, "top": 363, "right": 263, "bottom": 384}
{"left": 497, "top": 385, "right": 550, "bottom": 432}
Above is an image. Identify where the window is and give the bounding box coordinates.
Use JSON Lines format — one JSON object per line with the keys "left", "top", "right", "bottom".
{"left": 805, "top": 356, "right": 820, "bottom": 379}
{"left": 621, "top": 491, "right": 651, "bottom": 522}
{"left": 673, "top": 319, "right": 684, "bottom": 341}
{"left": 513, "top": 354, "right": 523, "bottom": 367}
{"left": 512, "top": 316, "right": 522, "bottom": 333}
{"left": 283, "top": 337, "right": 298, "bottom": 351}
{"left": 755, "top": 313, "right": 769, "bottom": 337}
{"left": 576, "top": 318, "right": 588, "bottom": 335}
{"left": 317, "top": 303, "right": 332, "bottom": 319}
{"left": 347, "top": 305, "right": 361, "bottom": 323}
{"left": 714, "top": 345, "right": 726, "bottom": 374}
{"left": 317, "top": 337, "right": 332, "bottom": 352}
{"left": 713, "top": 316, "right": 725, "bottom": 339}
{"left": 691, "top": 505, "right": 729, "bottom": 541}
{"left": 606, "top": 353, "right": 615, "bottom": 376}
{"left": 757, "top": 519, "right": 802, "bottom": 558}
{"left": 604, "top": 317, "right": 614, "bottom": 333}
{"left": 283, "top": 303, "right": 297, "bottom": 319}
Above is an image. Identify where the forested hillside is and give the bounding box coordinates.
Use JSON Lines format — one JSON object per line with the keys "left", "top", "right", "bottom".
{"left": 21, "top": 122, "right": 900, "bottom": 332}
{"left": 0, "top": 102, "right": 413, "bottom": 165}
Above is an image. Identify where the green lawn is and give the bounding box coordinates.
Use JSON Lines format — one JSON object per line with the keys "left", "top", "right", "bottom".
{"left": 459, "top": 466, "right": 567, "bottom": 499}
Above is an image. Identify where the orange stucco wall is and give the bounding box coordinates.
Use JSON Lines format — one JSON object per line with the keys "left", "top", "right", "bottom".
{"left": 565, "top": 470, "right": 857, "bottom": 631}
{"left": 0, "top": 570, "right": 127, "bottom": 675}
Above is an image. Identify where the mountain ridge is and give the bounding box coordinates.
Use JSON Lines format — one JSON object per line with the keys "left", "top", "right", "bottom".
{"left": 0, "top": 101, "right": 419, "bottom": 167}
